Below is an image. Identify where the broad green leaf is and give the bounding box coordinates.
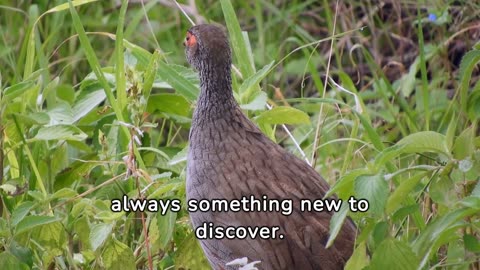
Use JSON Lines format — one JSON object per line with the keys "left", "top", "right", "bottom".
{"left": 142, "top": 49, "right": 161, "bottom": 106}
{"left": 464, "top": 234, "right": 480, "bottom": 252}
{"left": 429, "top": 175, "right": 455, "bottom": 206}
{"left": 72, "top": 89, "right": 106, "bottom": 122}
{"left": 175, "top": 233, "right": 210, "bottom": 270}
{"left": 413, "top": 207, "right": 478, "bottom": 266}
{"left": 46, "top": 101, "right": 74, "bottom": 125}
{"left": 54, "top": 154, "right": 97, "bottom": 190}
{"left": 354, "top": 173, "right": 388, "bottom": 216}
{"left": 168, "top": 146, "right": 188, "bottom": 166}
{"left": 326, "top": 168, "right": 370, "bottom": 199}
{"left": 147, "top": 93, "right": 191, "bottom": 116}
{"left": 372, "top": 221, "right": 389, "bottom": 247}
{"left": 370, "top": 238, "right": 420, "bottom": 270}
{"left": 15, "top": 215, "right": 60, "bottom": 235}
{"left": 102, "top": 239, "right": 135, "bottom": 270}
{"left": 51, "top": 188, "right": 78, "bottom": 200}
{"left": 326, "top": 202, "right": 349, "bottom": 248}
{"left": 138, "top": 147, "right": 170, "bottom": 161}
{"left": 445, "top": 115, "right": 457, "bottom": 151}
{"left": 11, "top": 201, "right": 35, "bottom": 226}
{"left": 2, "top": 81, "right": 34, "bottom": 104}
{"left": 255, "top": 106, "right": 310, "bottom": 125}
{"left": 74, "top": 216, "right": 91, "bottom": 249}
{"left": 31, "top": 222, "right": 66, "bottom": 254}
{"left": 8, "top": 242, "right": 33, "bottom": 268}
{"left": 374, "top": 144, "right": 406, "bottom": 170}
{"left": 12, "top": 112, "right": 50, "bottom": 126}
{"left": 345, "top": 242, "right": 369, "bottom": 270}
{"left": 148, "top": 178, "right": 184, "bottom": 199}
{"left": 396, "top": 131, "right": 449, "bottom": 155}
{"left": 157, "top": 210, "right": 177, "bottom": 249}
{"left": 452, "top": 126, "right": 475, "bottom": 159}
{"left": 32, "top": 125, "right": 87, "bottom": 141}
{"left": 239, "top": 61, "right": 274, "bottom": 99}
{"left": 157, "top": 61, "right": 198, "bottom": 101}
{"left": 90, "top": 223, "right": 113, "bottom": 251}
{"left": 0, "top": 252, "right": 29, "bottom": 270}
{"left": 240, "top": 91, "right": 267, "bottom": 111}
{"left": 386, "top": 172, "right": 427, "bottom": 214}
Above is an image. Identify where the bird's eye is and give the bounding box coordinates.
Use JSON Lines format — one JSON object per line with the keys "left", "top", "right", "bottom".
{"left": 185, "top": 32, "right": 197, "bottom": 47}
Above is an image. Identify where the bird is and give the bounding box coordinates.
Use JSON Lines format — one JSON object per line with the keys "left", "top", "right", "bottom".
{"left": 185, "top": 24, "right": 356, "bottom": 270}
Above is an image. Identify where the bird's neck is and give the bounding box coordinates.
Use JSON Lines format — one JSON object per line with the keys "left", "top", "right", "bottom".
{"left": 194, "top": 65, "right": 237, "bottom": 122}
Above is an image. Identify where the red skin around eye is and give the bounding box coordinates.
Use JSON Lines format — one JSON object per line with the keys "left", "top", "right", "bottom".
{"left": 185, "top": 32, "right": 197, "bottom": 47}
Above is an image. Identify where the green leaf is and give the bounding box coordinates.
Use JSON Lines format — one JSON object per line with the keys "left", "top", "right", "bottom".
{"left": 46, "top": 101, "right": 74, "bottom": 125}
{"left": 157, "top": 210, "right": 177, "bottom": 249}
{"left": 464, "top": 234, "right": 480, "bottom": 252}
{"left": 326, "top": 202, "right": 349, "bottom": 248}
{"left": 452, "top": 126, "right": 475, "bottom": 159}
{"left": 374, "top": 144, "right": 406, "bottom": 170}
{"left": 429, "top": 175, "right": 455, "bottom": 206}
{"left": 168, "top": 146, "right": 188, "bottom": 166}
{"left": 114, "top": 0, "right": 128, "bottom": 110}
{"left": 90, "top": 223, "right": 113, "bottom": 251}
{"left": 157, "top": 61, "right": 198, "bottom": 101}
{"left": 327, "top": 168, "right": 370, "bottom": 199}
{"left": 354, "top": 173, "right": 388, "bottom": 216}
{"left": 2, "top": 81, "right": 34, "bottom": 104}
{"left": 239, "top": 61, "right": 274, "bottom": 99}
{"left": 255, "top": 106, "right": 310, "bottom": 125}
{"left": 72, "top": 89, "right": 106, "bottom": 122}
{"left": 68, "top": 0, "right": 124, "bottom": 124}
{"left": 31, "top": 222, "right": 66, "bottom": 255}
{"left": 220, "top": 0, "right": 255, "bottom": 78}
{"left": 15, "top": 215, "right": 60, "bottom": 235}
{"left": 386, "top": 172, "right": 427, "bottom": 214}
{"left": 12, "top": 112, "right": 50, "bottom": 126}
{"left": 413, "top": 207, "right": 478, "bottom": 266}
{"left": 32, "top": 125, "right": 87, "bottom": 141}
{"left": 445, "top": 114, "right": 457, "bottom": 151}
{"left": 240, "top": 91, "right": 267, "bottom": 111}
{"left": 175, "top": 232, "right": 210, "bottom": 270}
{"left": 458, "top": 49, "right": 480, "bottom": 112}
{"left": 54, "top": 154, "right": 97, "bottom": 190}
{"left": 396, "top": 131, "right": 449, "bottom": 155}
{"left": 102, "top": 239, "right": 135, "bottom": 270}
{"left": 147, "top": 93, "right": 191, "bottom": 116}
{"left": 8, "top": 242, "right": 33, "bottom": 268}
{"left": 345, "top": 242, "right": 369, "bottom": 270}
{"left": 44, "top": 0, "right": 99, "bottom": 14}
{"left": 11, "top": 202, "right": 35, "bottom": 226}
{"left": 0, "top": 252, "right": 29, "bottom": 270}
{"left": 51, "top": 188, "right": 78, "bottom": 200}
{"left": 370, "top": 238, "right": 420, "bottom": 270}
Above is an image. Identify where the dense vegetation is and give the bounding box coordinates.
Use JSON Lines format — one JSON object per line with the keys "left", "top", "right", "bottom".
{"left": 0, "top": 0, "right": 479, "bottom": 269}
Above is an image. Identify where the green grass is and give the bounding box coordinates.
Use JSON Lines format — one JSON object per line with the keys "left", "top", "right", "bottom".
{"left": 0, "top": 0, "right": 479, "bottom": 269}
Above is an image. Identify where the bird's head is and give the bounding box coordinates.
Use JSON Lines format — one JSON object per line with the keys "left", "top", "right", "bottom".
{"left": 184, "top": 24, "right": 232, "bottom": 72}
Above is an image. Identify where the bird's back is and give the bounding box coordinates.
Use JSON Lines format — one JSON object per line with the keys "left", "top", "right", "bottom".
{"left": 187, "top": 106, "right": 356, "bottom": 270}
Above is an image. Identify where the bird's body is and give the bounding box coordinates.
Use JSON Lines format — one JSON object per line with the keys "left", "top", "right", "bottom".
{"left": 185, "top": 24, "right": 355, "bottom": 270}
